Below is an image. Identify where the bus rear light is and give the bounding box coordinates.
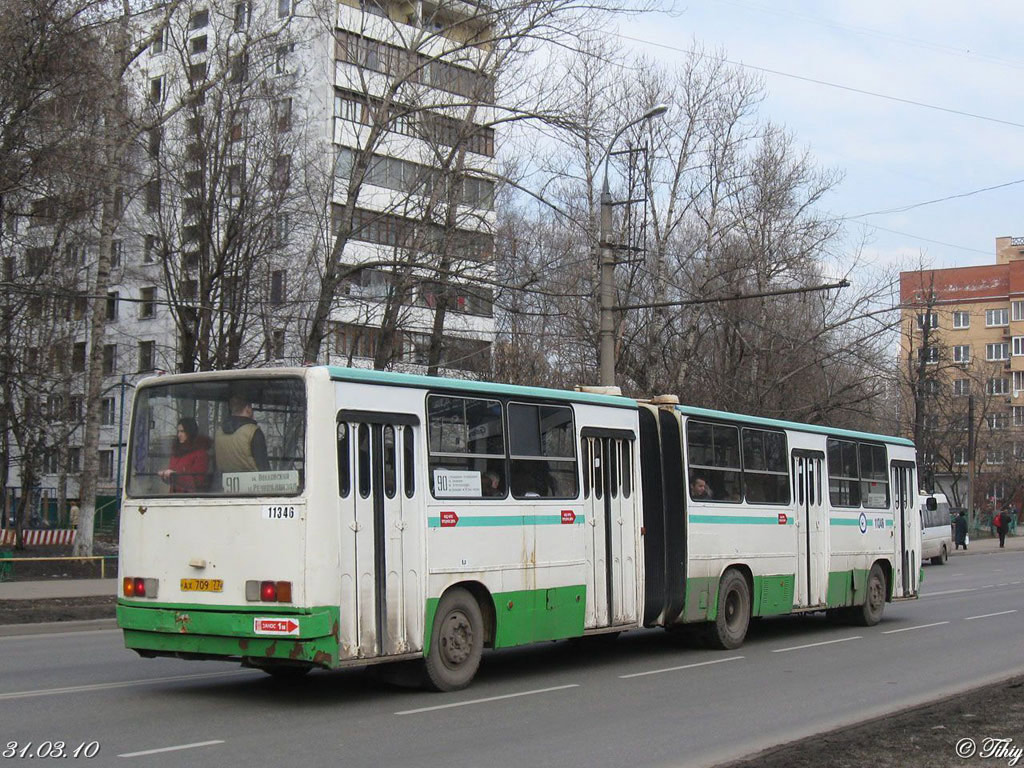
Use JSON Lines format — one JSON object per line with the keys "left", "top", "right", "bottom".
{"left": 122, "top": 577, "right": 159, "bottom": 599}
{"left": 245, "top": 580, "right": 292, "bottom": 602}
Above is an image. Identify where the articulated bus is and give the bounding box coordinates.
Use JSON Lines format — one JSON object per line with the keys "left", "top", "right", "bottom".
{"left": 117, "top": 367, "right": 921, "bottom": 690}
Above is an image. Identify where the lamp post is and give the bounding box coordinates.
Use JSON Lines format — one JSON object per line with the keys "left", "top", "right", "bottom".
{"left": 598, "top": 103, "right": 669, "bottom": 387}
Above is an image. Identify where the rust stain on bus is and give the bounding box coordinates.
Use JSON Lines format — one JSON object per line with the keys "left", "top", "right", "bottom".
{"left": 174, "top": 612, "right": 191, "bottom": 633}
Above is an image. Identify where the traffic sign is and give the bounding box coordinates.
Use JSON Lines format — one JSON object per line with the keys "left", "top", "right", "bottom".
{"left": 253, "top": 618, "right": 300, "bottom": 636}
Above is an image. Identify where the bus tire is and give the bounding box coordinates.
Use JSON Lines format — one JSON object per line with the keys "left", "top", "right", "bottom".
{"left": 931, "top": 545, "right": 947, "bottom": 566}
{"left": 707, "top": 569, "right": 751, "bottom": 650}
{"left": 424, "top": 587, "right": 483, "bottom": 692}
{"left": 853, "top": 563, "right": 886, "bottom": 627}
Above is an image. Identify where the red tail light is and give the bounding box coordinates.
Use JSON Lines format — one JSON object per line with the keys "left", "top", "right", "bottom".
{"left": 260, "top": 581, "right": 277, "bottom": 601}
{"left": 133, "top": 577, "right": 146, "bottom": 597}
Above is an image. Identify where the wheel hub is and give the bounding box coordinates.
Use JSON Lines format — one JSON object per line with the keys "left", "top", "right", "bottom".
{"left": 440, "top": 610, "right": 473, "bottom": 666}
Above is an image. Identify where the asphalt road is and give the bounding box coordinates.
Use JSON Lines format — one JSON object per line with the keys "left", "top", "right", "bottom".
{"left": 1, "top": 553, "right": 1021, "bottom": 768}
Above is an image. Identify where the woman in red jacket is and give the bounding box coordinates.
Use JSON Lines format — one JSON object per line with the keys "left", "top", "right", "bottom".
{"left": 159, "top": 417, "right": 211, "bottom": 493}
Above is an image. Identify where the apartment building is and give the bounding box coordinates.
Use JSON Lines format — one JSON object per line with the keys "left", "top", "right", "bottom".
{"left": 2, "top": 0, "right": 498, "bottom": 514}
{"left": 900, "top": 236, "right": 1024, "bottom": 512}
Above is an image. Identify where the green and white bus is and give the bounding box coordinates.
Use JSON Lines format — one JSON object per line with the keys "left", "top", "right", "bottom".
{"left": 117, "top": 367, "right": 921, "bottom": 690}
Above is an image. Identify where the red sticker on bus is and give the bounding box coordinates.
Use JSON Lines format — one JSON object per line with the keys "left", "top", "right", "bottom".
{"left": 561, "top": 510, "right": 576, "bottom": 524}
{"left": 778, "top": 513, "right": 788, "bottom": 525}
{"left": 440, "top": 511, "right": 459, "bottom": 527}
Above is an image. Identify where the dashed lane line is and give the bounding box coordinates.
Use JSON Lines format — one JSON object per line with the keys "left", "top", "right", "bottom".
{"left": 965, "top": 609, "right": 1018, "bottom": 621}
{"left": 395, "top": 684, "right": 579, "bottom": 716}
{"left": 119, "top": 740, "right": 225, "bottom": 758}
{"left": 882, "top": 621, "right": 950, "bottom": 634}
{"left": 619, "top": 655, "right": 745, "bottom": 679}
{"left": 771, "top": 636, "right": 862, "bottom": 653}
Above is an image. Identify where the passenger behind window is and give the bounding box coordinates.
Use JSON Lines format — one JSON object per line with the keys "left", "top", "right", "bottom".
{"left": 482, "top": 471, "right": 503, "bottom": 497}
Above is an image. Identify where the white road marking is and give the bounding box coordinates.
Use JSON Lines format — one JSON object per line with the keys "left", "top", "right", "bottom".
{"left": 0, "top": 670, "right": 253, "bottom": 701}
{"left": 118, "top": 740, "right": 224, "bottom": 758}
{"left": 772, "top": 636, "right": 862, "bottom": 653}
{"left": 921, "top": 588, "right": 977, "bottom": 598}
{"left": 0, "top": 628, "right": 121, "bottom": 642}
{"left": 395, "top": 684, "right": 579, "bottom": 715}
{"left": 882, "top": 621, "right": 950, "bottom": 635}
{"left": 965, "top": 610, "right": 1018, "bottom": 621}
{"left": 619, "top": 655, "right": 744, "bottom": 679}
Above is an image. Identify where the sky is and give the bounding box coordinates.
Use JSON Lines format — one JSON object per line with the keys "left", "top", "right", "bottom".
{"left": 621, "top": 0, "right": 1024, "bottom": 275}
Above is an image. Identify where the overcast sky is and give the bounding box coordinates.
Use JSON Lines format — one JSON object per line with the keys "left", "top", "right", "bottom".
{"left": 622, "top": 0, "right": 1023, "bottom": 273}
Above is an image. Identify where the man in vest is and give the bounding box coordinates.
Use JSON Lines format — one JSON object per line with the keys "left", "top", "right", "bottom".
{"left": 215, "top": 396, "right": 270, "bottom": 473}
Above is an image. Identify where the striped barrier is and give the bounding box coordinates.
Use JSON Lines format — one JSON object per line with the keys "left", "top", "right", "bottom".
{"left": 0, "top": 529, "right": 77, "bottom": 546}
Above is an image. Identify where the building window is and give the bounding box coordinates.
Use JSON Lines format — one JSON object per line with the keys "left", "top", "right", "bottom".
{"left": 953, "top": 378, "right": 970, "bottom": 397}
{"left": 99, "top": 450, "right": 114, "bottom": 481}
{"left": 271, "top": 329, "right": 285, "bottom": 359}
{"left": 953, "top": 345, "right": 970, "bottom": 363}
{"left": 986, "top": 308, "right": 1009, "bottom": 327}
{"left": 988, "top": 378, "right": 1010, "bottom": 396}
{"left": 1014, "top": 406, "right": 1024, "bottom": 427}
{"left": 1013, "top": 337, "right": 1024, "bottom": 357}
{"left": 986, "top": 448, "right": 1006, "bottom": 465}
{"left": 275, "top": 214, "right": 290, "bottom": 246}
{"left": 270, "top": 270, "right": 286, "bottom": 305}
{"left": 189, "top": 9, "right": 209, "bottom": 29}
{"left": 101, "top": 397, "right": 116, "bottom": 426}
{"left": 69, "top": 447, "right": 82, "bottom": 473}
{"left": 275, "top": 43, "right": 294, "bottom": 75}
{"left": 1014, "top": 300, "right": 1024, "bottom": 322}
{"left": 72, "top": 342, "right": 87, "bottom": 373}
{"left": 68, "top": 396, "right": 83, "bottom": 423}
{"left": 102, "top": 344, "right": 117, "bottom": 375}
{"left": 138, "top": 340, "right": 155, "bottom": 372}
{"left": 916, "top": 313, "right": 938, "bottom": 329}
{"left": 149, "top": 76, "right": 164, "bottom": 104}
{"left": 953, "top": 446, "right": 968, "bottom": 465}
{"left": 920, "top": 346, "right": 938, "bottom": 364}
{"left": 140, "top": 287, "right": 156, "bottom": 319}
{"left": 146, "top": 178, "right": 161, "bottom": 213}
{"left": 191, "top": 35, "right": 208, "bottom": 55}
{"left": 953, "top": 310, "right": 970, "bottom": 329}
{"left": 188, "top": 61, "right": 208, "bottom": 85}
{"left": 988, "top": 412, "right": 1010, "bottom": 430}
{"left": 921, "top": 378, "right": 939, "bottom": 396}
{"left": 148, "top": 127, "right": 161, "bottom": 157}
{"left": 277, "top": 0, "right": 291, "bottom": 18}
{"left": 233, "top": 2, "right": 249, "bottom": 30}
{"left": 1015, "top": 371, "right": 1024, "bottom": 393}
{"left": 227, "top": 164, "right": 243, "bottom": 197}
{"left": 272, "top": 154, "right": 291, "bottom": 189}
{"left": 990, "top": 482, "right": 1006, "bottom": 501}
{"left": 986, "top": 343, "right": 1010, "bottom": 362}
{"left": 273, "top": 98, "right": 292, "bottom": 132}
{"left": 105, "top": 291, "right": 118, "bottom": 321}
{"left": 144, "top": 235, "right": 158, "bottom": 263}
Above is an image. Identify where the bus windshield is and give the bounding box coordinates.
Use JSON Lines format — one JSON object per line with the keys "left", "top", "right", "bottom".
{"left": 126, "top": 377, "right": 306, "bottom": 498}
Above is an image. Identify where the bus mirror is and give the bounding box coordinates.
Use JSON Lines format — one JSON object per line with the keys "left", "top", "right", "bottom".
{"left": 926, "top": 497, "right": 937, "bottom": 511}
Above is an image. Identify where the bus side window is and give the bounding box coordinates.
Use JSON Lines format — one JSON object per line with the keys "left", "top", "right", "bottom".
{"left": 383, "top": 425, "right": 396, "bottom": 499}
{"left": 581, "top": 438, "right": 590, "bottom": 499}
{"left": 618, "top": 442, "right": 626, "bottom": 501}
{"left": 337, "top": 422, "right": 350, "bottom": 498}
{"left": 358, "top": 423, "right": 371, "bottom": 499}
{"left": 403, "top": 425, "right": 415, "bottom": 498}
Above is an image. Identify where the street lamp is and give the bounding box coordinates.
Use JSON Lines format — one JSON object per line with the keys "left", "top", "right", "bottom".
{"left": 598, "top": 103, "right": 669, "bottom": 387}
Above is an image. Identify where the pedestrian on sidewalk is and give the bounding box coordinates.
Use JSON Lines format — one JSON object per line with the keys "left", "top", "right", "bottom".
{"left": 995, "top": 508, "right": 1011, "bottom": 548}
{"left": 954, "top": 509, "right": 969, "bottom": 550}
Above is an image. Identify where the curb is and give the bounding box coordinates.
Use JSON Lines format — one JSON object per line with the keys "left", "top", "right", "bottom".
{"left": 0, "top": 618, "right": 117, "bottom": 638}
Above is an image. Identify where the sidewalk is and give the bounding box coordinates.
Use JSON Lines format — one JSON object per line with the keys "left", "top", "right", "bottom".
{"left": 0, "top": 578, "right": 116, "bottom": 601}
{"left": 949, "top": 530, "right": 1024, "bottom": 556}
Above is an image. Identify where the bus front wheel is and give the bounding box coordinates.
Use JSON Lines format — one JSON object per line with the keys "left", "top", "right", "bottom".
{"left": 424, "top": 588, "right": 483, "bottom": 692}
{"left": 707, "top": 569, "right": 751, "bottom": 650}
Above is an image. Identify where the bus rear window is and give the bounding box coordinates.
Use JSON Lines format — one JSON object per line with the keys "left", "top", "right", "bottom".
{"left": 127, "top": 377, "right": 306, "bottom": 498}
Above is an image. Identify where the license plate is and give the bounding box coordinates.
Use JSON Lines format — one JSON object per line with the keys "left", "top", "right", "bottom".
{"left": 180, "top": 578, "right": 223, "bottom": 592}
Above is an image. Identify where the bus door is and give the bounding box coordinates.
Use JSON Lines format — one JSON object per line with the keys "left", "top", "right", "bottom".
{"left": 581, "top": 429, "right": 638, "bottom": 628}
{"left": 890, "top": 461, "right": 917, "bottom": 596}
{"left": 792, "top": 450, "right": 827, "bottom": 608}
{"left": 337, "top": 410, "right": 421, "bottom": 659}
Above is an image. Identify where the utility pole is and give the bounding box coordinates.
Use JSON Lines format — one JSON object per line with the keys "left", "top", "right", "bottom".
{"left": 596, "top": 104, "right": 668, "bottom": 387}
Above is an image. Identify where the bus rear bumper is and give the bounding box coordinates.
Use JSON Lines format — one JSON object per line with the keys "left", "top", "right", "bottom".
{"left": 117, "top": 602, "right": 340, "bottom": 668}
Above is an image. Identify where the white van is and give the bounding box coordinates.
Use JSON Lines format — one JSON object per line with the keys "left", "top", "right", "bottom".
{"left": 920, "top": 492, "right": 953, "bottom": 565}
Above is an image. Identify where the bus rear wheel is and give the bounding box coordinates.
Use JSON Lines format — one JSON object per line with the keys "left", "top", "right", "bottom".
{"left": 852, "top": 563, "right": 886, "bottom": 626}
{"left": 424, "top": 588, "right": 483, "bottom": 692}
{"left": 931, "top": 545, "right": 948, "bottom": 566}
{"left": 707, "top": 569, "right": 751, "bottom": 650}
